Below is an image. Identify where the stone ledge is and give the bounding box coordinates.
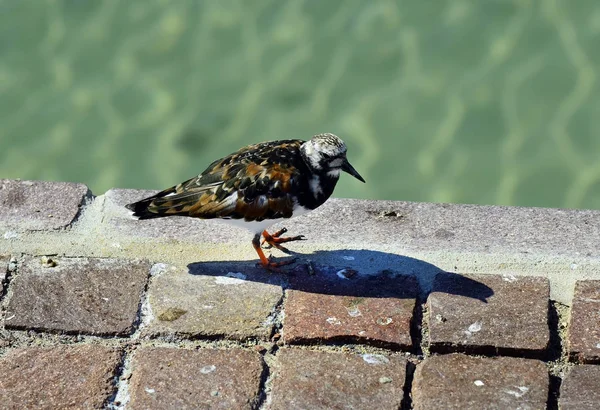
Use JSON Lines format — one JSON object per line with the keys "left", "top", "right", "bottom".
{"left": 2, "top": 182, "right": 600, "bottom": 305}
{"left": 0, "top": 179, "right": 90, "bottom": 231}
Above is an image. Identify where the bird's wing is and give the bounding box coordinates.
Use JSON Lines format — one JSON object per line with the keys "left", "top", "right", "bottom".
{"left": 127, "top": 140, "right": 307, "bottom": 221}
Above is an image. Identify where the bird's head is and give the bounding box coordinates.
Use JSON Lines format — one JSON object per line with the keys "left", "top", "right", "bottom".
{"left": 300, "top": 133, "right": 365, "bottom": 183}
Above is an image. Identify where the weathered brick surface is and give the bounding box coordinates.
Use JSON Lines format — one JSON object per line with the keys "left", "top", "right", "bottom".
{"left": 284, "top": 267, "right": 418, "bottom": 348}
{"left": 428, "top": 273, "right": 549, "bottom": 356}
{"left": 6, "top": 257, "right": 149, "bottom": 336}
{"left": 568, "top": 280, "right": 600, "bottom": 363}
{"left": 0, "top": 179, "right": 89, "bottom": 230}
{"left": 270, "top": 348, "right": 406, "bottom": 410}
{"left": 146, "top": 263, "right": 283, "bottom": 340}
{"left": 559, "top": 365, "right": 600, "bottom": 409}
{"left": 0, "top": 345, "right": 121, "bottom": 409}
{"left": 412, "top": 353, "right": 548, "bottom": 409}
{"left": 128, "top": 347, "right": 263, "bottom": 409}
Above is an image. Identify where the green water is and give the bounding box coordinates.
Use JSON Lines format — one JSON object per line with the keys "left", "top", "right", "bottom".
{"left": 2, "top": 0, "right": 600, "bottom": 209}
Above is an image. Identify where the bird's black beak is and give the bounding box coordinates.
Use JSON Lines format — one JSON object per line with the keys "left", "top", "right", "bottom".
{"left": 342, "top": 159, "right": 366, "bottom": 183}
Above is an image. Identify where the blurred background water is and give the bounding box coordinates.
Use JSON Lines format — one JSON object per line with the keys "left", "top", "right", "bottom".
{"left": 1, "top": 0, "right": 600, "bottom": 209}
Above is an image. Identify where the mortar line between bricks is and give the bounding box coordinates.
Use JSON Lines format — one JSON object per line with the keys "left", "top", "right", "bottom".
{"left": 106, "top": 347, "right": 136, "bottom": 410}
{"left": 401, "top": 360, "right": 416, "bottom": 410}
{"left": 0, "top": 255, "right": 17, "bottom": 307}
{"left": 419, "top": 299, "right": 430, "bottom": 358}
{"left": 129, "top": 262, "right": 157, "bottom": 339}
{"left": 546, "top": 300, "right": 572, "bottom": 410}
{"left": 258, "top": 289, "right": 287, "bottom": 409}
{"left": 67, "top": 188, "right": 95, "bottom": 228}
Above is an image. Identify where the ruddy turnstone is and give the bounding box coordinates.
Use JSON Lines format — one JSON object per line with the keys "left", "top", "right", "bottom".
{"left": 126, "top": 133, "right": 365, "bottom": 268}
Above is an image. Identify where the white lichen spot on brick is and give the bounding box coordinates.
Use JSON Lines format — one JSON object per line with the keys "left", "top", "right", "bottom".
{"left": 464, "top": 321, "right": 482, "bottom": 337}
{"left": 502, "top": 274, "right": 517, "bottom": 282}
{"left": 150, "top": 263, "right": 169, "bottom": 277}
{"left": 474, "top": 380, "right": 485, "bottom": 387}
{"left": 3, "top": 231, "right": 18, "bottom": 240}
{"left": 326, "top": 317, "right": 342, "bottom": 326}
{"left": 377, "top": 317, "right": 393, "bottom": 326}
{"left": 362, "top": 354, "right": 390, "bottom": 365}
{"left": 215, "top": 272, "right": 247, "bottom": 285}
{"left": 346, "top": 306, "right": 362, "bottom": 317}
{"left": 504, "top": 386, "right": 529, "bottom": 398}
{"left": 200, "top": 365, "right": 216, "bottom": 374}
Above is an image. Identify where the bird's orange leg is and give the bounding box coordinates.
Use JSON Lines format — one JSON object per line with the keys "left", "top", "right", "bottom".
{"left": 261, "top": 228, "right": 305, "bottom": 252}
{"left": 252, "top": 233, "right": 296, "bottom": 270}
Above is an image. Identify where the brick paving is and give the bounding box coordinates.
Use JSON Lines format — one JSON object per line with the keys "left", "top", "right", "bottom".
{"left": 1, "top": 179, "right": 600, "bottom": 408}
{"left": 568, "top": 280, "right": 600, "bottom": 363}
{"left": 146, "top": 264, "right": 283, "bottom": 340}
{"left": 559, "top": 365, "right": 600, "bottom": 410}
{"left": 284, "top": 268, "right": 418, "bottom": 348}
{"left": 428, "top": 272, "right": 550, "bottom": 357}
{"left": 128, "top": 347, "right": 264, "bottom": 409}
{"left": 0, "top": 345, "right": 121, "bottom": 409}
{"left": 270, "top": 348, "right": 406, "bottom": 410}
{"left": 412, "top": 354, "right": 549, "bottom": 409}
{"left": 5, "top": 257, "right": 149, "bottom": 336}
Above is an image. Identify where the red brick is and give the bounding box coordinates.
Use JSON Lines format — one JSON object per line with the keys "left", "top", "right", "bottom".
{"left": 6, "top": 257, "right": 149, "bottom": 336}
{"left": 146, "top": 263, "right": 283, "bottom": 340}
{"left": 412, "top": 353, "right": 548, "bottom": 409}
{"left": 559, "top": 365, "right": 600, "bottom": 409}
{"left": 283, "top": 267, "right": 418, "bottom": 348}
{"left": 0, "top": 345, "right": 121, "bottom": 409}
{"left": 0, "top": 179, "right": 89, "bottom": 231}
{"left": 428, "top": 273, "right": 549, "bottom": 356}
{"left": 128, "top": 347, "right": 263, "bottom": 409}
{"left": 270, "top": 348, "right": 406, "bottom": 410}
{"left": 568, "top": 280, "right": 600, "bottom": 363}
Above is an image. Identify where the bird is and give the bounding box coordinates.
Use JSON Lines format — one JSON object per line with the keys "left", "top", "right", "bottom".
{"left": 126, "top": 133, "right": 365, "bottom": 269}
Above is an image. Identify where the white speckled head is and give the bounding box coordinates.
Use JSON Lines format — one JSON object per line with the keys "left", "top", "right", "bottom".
{"left": 300, "top": 133, "right": 365, "bottom": 183}
{"left": 300, "top": 133, "right": 347, "bottom": 170}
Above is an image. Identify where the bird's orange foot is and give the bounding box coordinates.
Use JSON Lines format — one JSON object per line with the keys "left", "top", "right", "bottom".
{"left": 258, "top": 255, "right": 298, "bottom": 272}
{"left": 261, "top": 228, "right": 305, "bottom": 252}
{"left": 253, "top": 232, "right": 298, "bottom": 271}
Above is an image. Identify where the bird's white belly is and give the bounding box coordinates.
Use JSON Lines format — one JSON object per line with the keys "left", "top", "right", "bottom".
{"left": 220, "top": 205, "right": 312, "bottom": 234}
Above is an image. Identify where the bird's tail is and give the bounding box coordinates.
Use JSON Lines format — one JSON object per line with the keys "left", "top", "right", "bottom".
{"left": 125, "top": 187, "right": 177, "bottom": 220}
